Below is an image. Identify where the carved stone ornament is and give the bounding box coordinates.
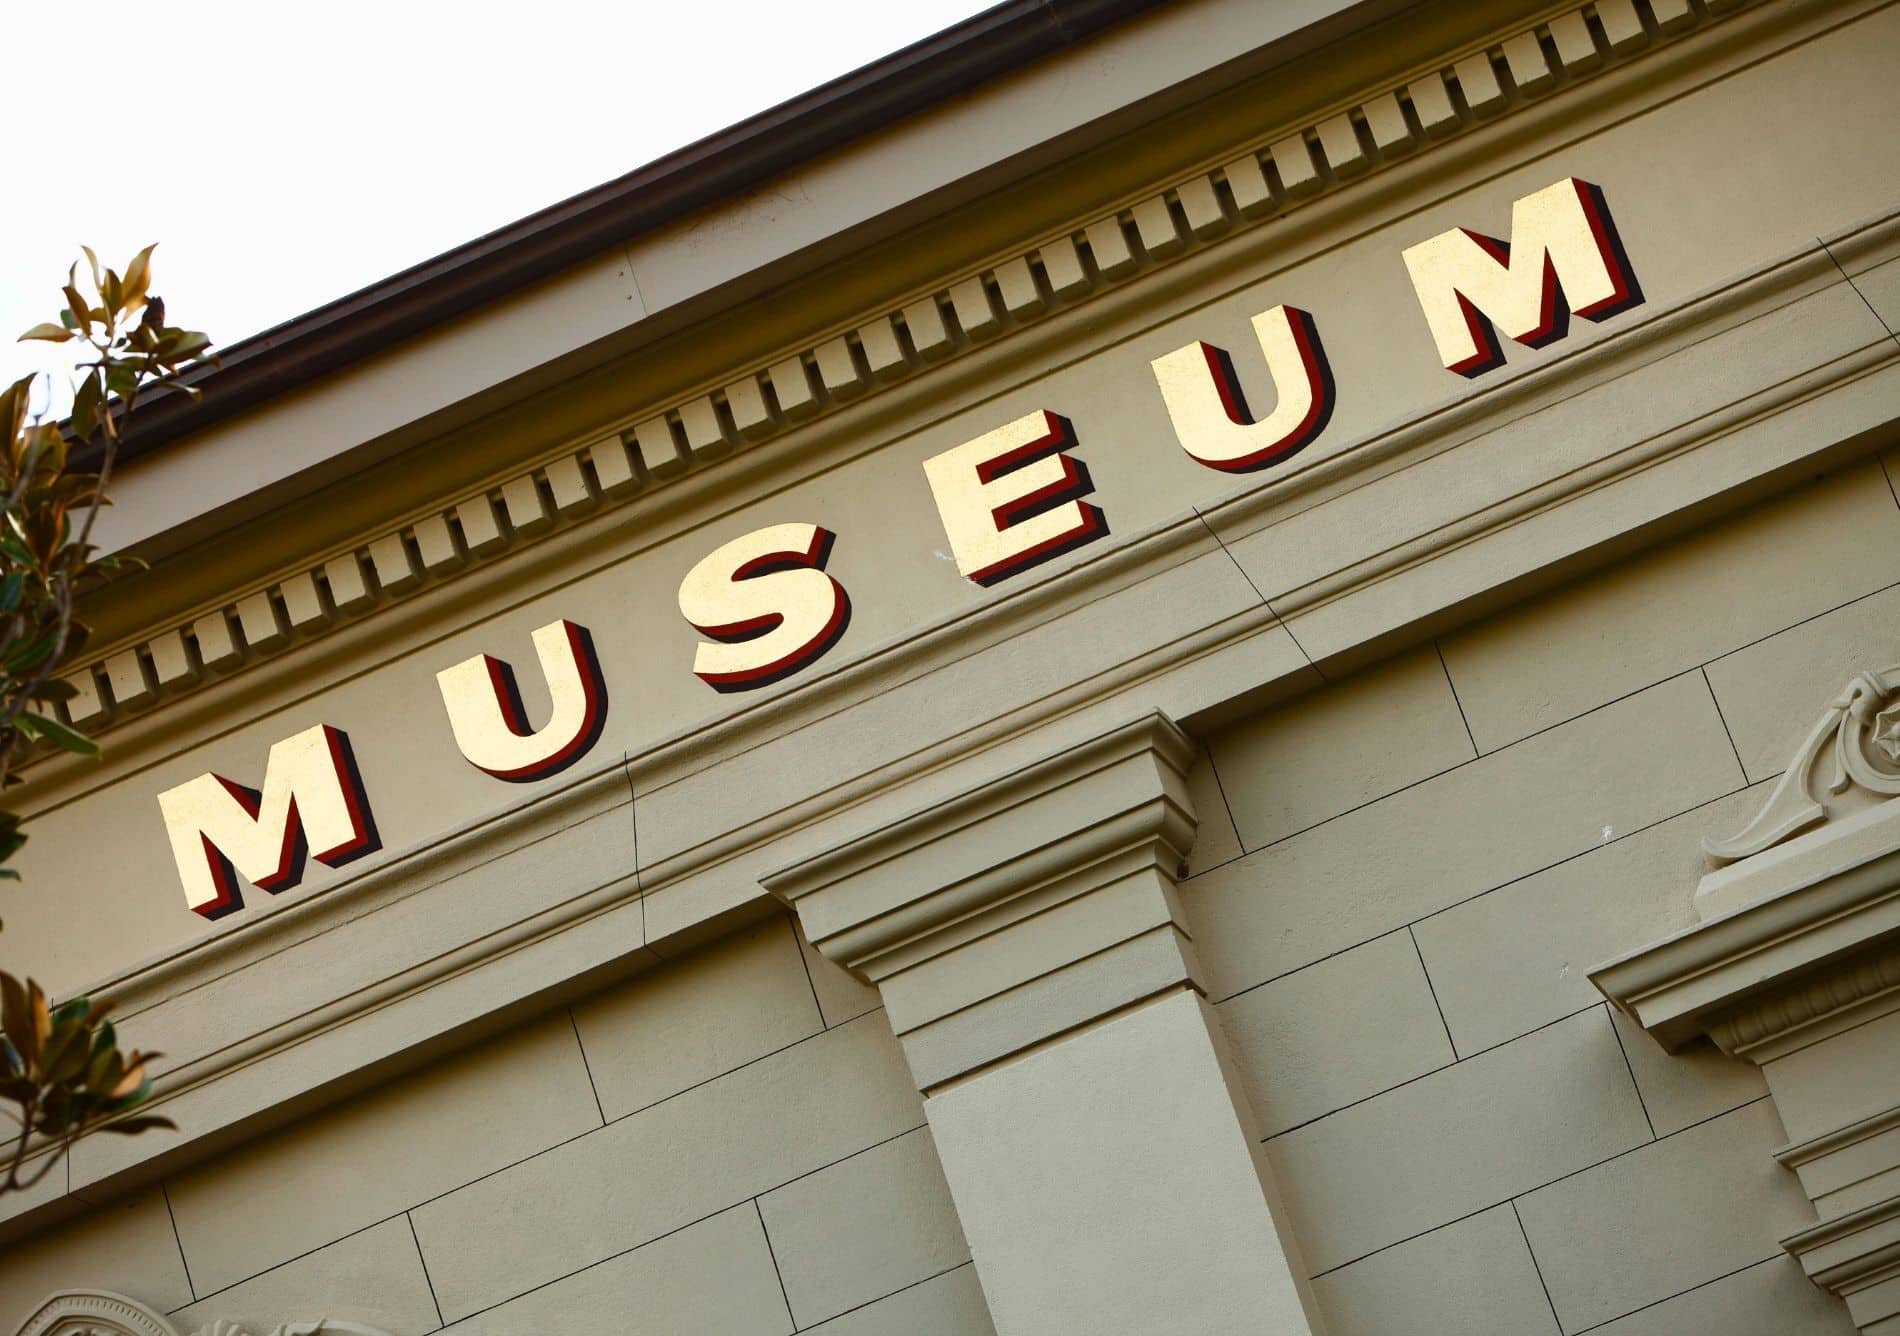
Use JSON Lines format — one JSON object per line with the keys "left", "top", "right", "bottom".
{"left": 11, "top": 1293, "right": 392, "bottom": 1336}
{"left": 1704, "top": 663, "right": 1900, "bottom": 865}
{"left": 14, "top": 1292, "right": 177, "bottom": 1336}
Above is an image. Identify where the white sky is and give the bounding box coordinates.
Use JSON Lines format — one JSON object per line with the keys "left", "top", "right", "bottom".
{"left": 3, "top": 0, "right": 993, "bottom": 413}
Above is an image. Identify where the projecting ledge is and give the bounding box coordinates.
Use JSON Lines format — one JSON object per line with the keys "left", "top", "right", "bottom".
{"left": 1591, "top": 664, "right": 1900, "bottom": 1334}
{"left": 763, "top": 711, "right": 1327, "bottom": 1335}
{"left": 762, "top": 710, "right": 1202, "bottom": 1088}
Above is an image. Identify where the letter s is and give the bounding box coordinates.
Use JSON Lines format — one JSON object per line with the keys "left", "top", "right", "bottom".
{"left": 678, "top": 523, "right": 850, "bottom": 691}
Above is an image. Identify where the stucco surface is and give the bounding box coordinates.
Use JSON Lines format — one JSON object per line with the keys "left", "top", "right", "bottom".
{"left": 4, "top": 2, "right": 1897, "bottom": 1332}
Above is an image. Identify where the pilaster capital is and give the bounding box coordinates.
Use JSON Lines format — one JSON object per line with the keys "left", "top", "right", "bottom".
{"left": 763, "top": 711, "right": 1201, "bottom": 1088}
{"left": 1591, "top": 664, "right": 1900, "bottom": 1333}
{"left": 1590, "top": 788, "right": 1900, "bottom": 1060}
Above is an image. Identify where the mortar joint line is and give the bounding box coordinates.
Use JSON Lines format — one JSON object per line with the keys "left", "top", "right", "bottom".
{"left": 755, "top": 1196, "right": 797, "bottom": 1329}
{"left": 1433, "top": 639, "right": 1481, "bottom": 758}
{"left": 788, "top": 913, "right": 830, "bottom": 1028}
{"left": 1699, "top": 666, "right": 1748, "bottom": 786}
{"left": 1407, "top": 924, "right": 1460, "bottom": 1061}
{"left": 161, "top": 1180, "right": 197, "bottom": 1301}
{"left": 1819, "top": 234, "right": 1899, "bottom": 345}
{"left": 408, "top": 1210, "right": 446, "bottom": 1330}
{"left": 568, "top": 1006, "right": 608, "bottom": 1127}
{"left": 1192, "top": 504, "right": 1326, "bottom": 680}
{"left": 1604, "top": 1000, "right": 1658, "bottom": 1141}
{"left": 1511, "top": 1198, "right": 1564, "bottom": 1333}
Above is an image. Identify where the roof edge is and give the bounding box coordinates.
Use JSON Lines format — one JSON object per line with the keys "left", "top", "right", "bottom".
{"left": 90, "top": 0, "right": 1165, "bottom": 469}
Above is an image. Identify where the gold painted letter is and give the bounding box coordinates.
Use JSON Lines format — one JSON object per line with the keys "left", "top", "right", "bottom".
{"left": 923, "top": 409, "right": 1106, "bottom": 585}
{"left": 158, "top": 724, "right": 378, "bottom": 920}
{"left": 1152, "top": 306, "right": 1334, "bottom": 472}
{"left": 436, "top": 619, "right": 608, "bottom": 781}
{"left": 679, "top": 522, "right": 849, "bottom": 691}
{"left": 1402, "top": 177, "right": 1640, "bottom": 377}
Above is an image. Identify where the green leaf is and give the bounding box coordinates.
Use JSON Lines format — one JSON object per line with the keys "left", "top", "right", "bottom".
{"left": 44, "top": 1025, "right": 89, "bottom": 1084}
{"left": 0, "top": 973, "right": 29, "bottom": 1071}
{"left": 0, "top": 572, "right": 22, "bottom": 611}
{"left": 0, "top": 527, "right": 35, "bottom": 568}
{"left": 18, "top": 323, "right": 73, "bottom": 344}
{"left": 70, "top": 372, "right": 106, "bottom": 442}
{"left": 98, "top": 1114, "right": 175, "bottom": 1135}
{"left": 17, "top": 712, "right": 99, "bottom": 757}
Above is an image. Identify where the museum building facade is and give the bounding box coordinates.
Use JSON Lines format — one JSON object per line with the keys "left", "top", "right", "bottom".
{"left": 4, "top": 0, "right": 1900, "bottom": 1331}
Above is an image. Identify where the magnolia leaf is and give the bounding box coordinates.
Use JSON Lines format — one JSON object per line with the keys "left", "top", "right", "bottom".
{"left": 18, "top": 323, "right": 72, "bottom": 344}
{"left": 17, "top": 712, "right": 99, "bottom": 757}
{"left": 122, "top": 245, "right": 155, "bottom": 308}
{"left": 44, "top": 1026, "right": 89, "bottom": 1084}
{"left": 109, "top": 1061, "right": 146, "bottom": 1100}
{"left": 98, "top": 1114, "right": 175, "bottom": 1135}
{"left": 0, "top": 973, "right": 29, "bottom": 1067}
{"left": 63, "top": 280, "right": 91, "bottom": 335}
{"left": 28, "top": 979, "right": 50, "bottom": 1057}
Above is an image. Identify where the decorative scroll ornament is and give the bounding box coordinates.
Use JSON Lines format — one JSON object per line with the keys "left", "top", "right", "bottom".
{"left": 188, "top": 1324, "right": 392, "bottom": 1336}
{"left": 11, "top": 1294, "right": 393, "bottom": 1336}
{"left": 15, "top": 1291, "right": 177, "bottom": 1336}
{"left": 1704, "top": 664, "right": 1900, "bottom": 865}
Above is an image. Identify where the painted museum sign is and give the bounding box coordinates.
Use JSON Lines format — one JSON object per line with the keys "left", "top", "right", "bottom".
{"left": 157, "top": 177, "right": 1641, "bottom": 919}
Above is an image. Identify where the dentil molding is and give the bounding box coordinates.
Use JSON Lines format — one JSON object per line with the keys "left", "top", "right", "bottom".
{"left": 45, "top": 0, "right": 1761, "bottom": 742}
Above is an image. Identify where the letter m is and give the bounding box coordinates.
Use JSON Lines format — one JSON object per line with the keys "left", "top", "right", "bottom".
{"left": 158, "top": 724, "right": 377, "bottom": 920}
{"left": 1403, "top": 178, "right": 1641, "bottom": 377}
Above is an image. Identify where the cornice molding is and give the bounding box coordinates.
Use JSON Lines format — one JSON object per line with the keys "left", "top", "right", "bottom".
{"left": 41, "top": 0, "right": 1764, "bottom": 740}
{"left": 0, "top": 202, "right": 1879, "bottom": 1239}
{"left": 1776, "top": 1105, "right": 1900, "bottom": 1175}
{"left": 1710, "top": 943, "right": 1900, "bottom": 1060}
{"left": 762, "top": 711, "right": 1203, "bottom": 1088}
{"left": 1781, "top": 1196, "right": 1900, "bottom": 1327}
{"left": 1591, "top": 790, "right": 1900, "bottom": 1055}
{"left": 764, "top": 711, "right": 1195, "bottom": 969}
{"left": 2, "top": 8, "right": 1892, "bottom": 1242}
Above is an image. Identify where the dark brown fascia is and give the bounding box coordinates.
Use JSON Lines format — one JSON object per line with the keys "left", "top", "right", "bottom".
{"left": 80, "top": 0, "right": 1167, "bottom": 472}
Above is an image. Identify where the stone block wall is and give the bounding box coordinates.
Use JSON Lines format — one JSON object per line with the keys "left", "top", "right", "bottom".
{"left": 3, "top": 451, "right": 1894, "bottom": 1334}
{"left": 0, "top": 917, "right": 990, "bottom": 1335}
{"left": 1182, "top": 452, "right": 1900, "bottom": 1334}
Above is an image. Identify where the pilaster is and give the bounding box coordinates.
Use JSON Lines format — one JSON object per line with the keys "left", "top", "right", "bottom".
{"left": 764, "top": 712, "right": 1325, "bottom": 1336}
{"left": 1593, "top": 665, "right": 1900, "bottom": 1333}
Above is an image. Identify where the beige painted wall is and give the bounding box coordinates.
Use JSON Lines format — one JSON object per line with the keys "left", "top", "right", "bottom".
{"left": 5, "top": 4, "right": 1899, "bottom": 1331}
{"left": 0, "top": 914, "right": 989, "bottom": 1334}
{"left": 12, "top": 0, "right": 1900, "bottom": 1003}
{"left": 1181, "top": 454, "right": 1900, "bottom": 1334}
{"left": 8, "top": 444, "right": 1892, "bottom": 1332}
